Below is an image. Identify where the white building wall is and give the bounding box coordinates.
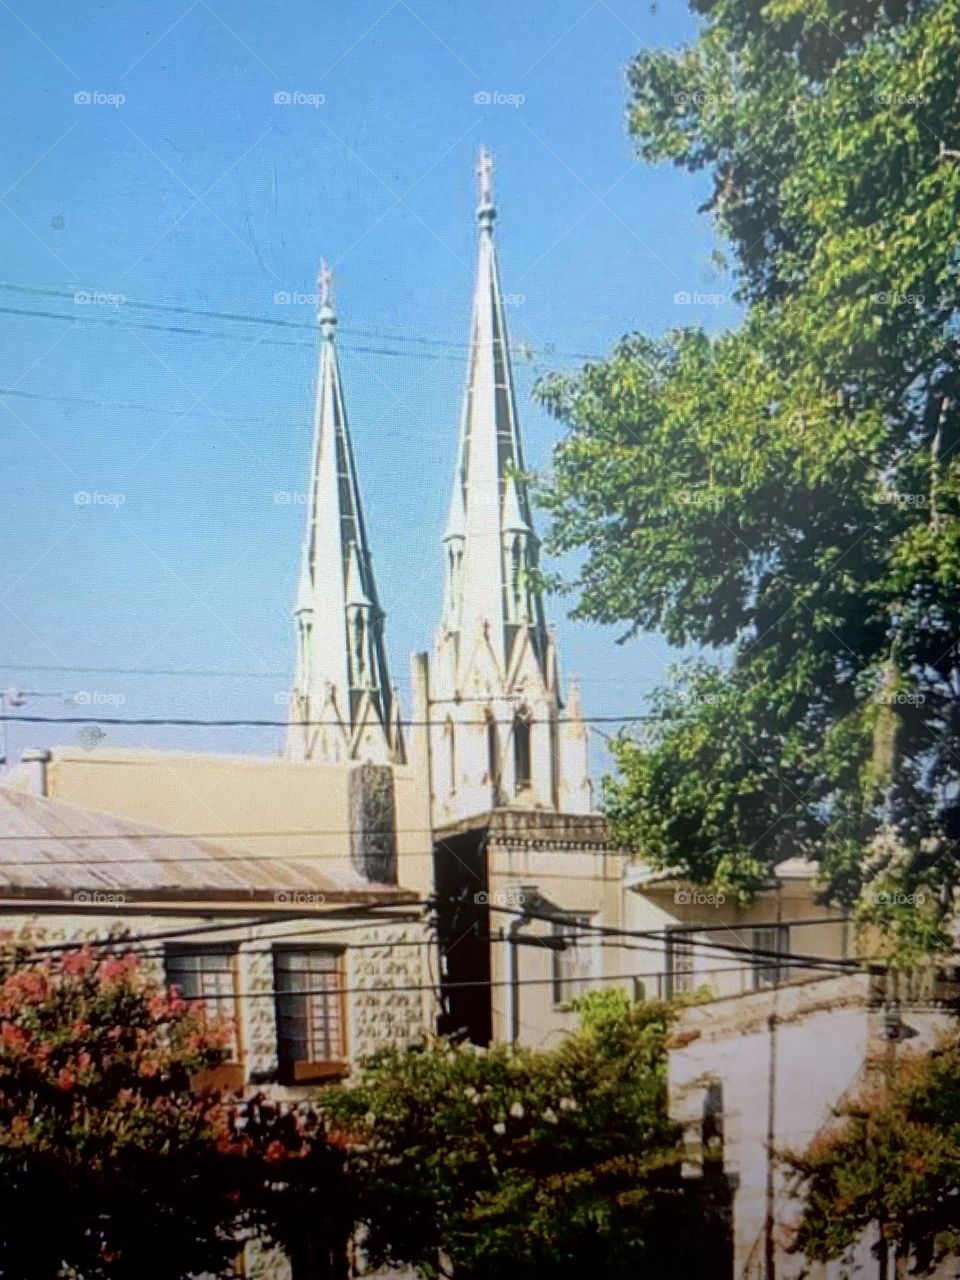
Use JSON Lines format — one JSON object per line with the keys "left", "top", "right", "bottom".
{"left": 669, "top": 974, "right": 957, "bottom": 1279}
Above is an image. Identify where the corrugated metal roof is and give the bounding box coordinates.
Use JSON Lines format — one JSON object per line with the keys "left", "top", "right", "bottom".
{"left": 0, "top": 786, "right": 410, "bottom": 906}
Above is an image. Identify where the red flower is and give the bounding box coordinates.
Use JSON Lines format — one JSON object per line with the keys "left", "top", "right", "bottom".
{"left": 1, "top": 1022, "right": 28, "bottom": 1052}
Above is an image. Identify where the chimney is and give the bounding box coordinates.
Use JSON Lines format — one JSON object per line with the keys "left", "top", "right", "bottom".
{"left": 19, "top": 748, "right": 50, "bottom": 796}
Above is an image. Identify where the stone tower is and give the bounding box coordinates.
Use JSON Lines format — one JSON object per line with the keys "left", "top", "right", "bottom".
{"left": 412, "top": 151, "right": 591, "bottom": 824}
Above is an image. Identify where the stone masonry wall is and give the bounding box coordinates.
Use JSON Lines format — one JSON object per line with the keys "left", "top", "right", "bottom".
{"left": 347, "top": 922, "right": 434, "bottom": 1060}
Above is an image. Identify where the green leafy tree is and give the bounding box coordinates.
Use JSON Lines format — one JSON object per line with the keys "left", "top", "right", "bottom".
{"left": 0, "top": 943, "right": 346, "bottom": 1280}
{"left": 788, "top": 1033, "right": 960, "bottom": 1273}
{"left": 324, "top": 992, "right": 713, "bottom": 1280}
{"left": 539, "top": 0, "right": 960, "bottom": 943}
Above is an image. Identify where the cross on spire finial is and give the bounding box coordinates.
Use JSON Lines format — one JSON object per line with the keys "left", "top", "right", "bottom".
{"left": 476, "top": 147, "right": 495, "bottom": 222}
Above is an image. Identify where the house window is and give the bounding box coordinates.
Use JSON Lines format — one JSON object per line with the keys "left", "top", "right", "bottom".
{"left": 513, "top": 709, "right": 532, "bottom": 795}
{"left": 664, "top": 929, "right": 695, "bottom": 999}
{"left": 274, "top": 948, "right": 346, "bottom": 1082}
{"left": 165, "top": 947, "right": 241, "bottom": 1060}
{"left": 551, "top": 916, "right": 594, "bottom": 1004}
{"left": 751, "top": 925, "right": 789, "bottom": 990}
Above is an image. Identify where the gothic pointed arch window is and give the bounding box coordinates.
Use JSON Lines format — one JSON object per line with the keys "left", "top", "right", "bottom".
{"left": 510, "top": 535, "right": 524, "bottom": 621}
{"left": 484, "top": 709, "right": 502, "bottom": 803}
{"left": 513, "top": 706, "right": 532, "bottom": 795}
{"left": 352, "top": 609, "right": 367, "bottom": 685}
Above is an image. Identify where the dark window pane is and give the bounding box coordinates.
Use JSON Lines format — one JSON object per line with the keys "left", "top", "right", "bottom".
{"left": 274, "top": 949, "right": 345, "bottom": 1068}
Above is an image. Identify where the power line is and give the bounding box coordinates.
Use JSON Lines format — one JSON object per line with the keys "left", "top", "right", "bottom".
{"left": 4, "top": 891, "right": 860, "bottom": 969}
{"left": 483, "top": 901, "right": 863, "bottom": 973}
{"left": 159, "top": 966, "right": 768, "bottom": 1003}
{"left": 0, "top": 661, "right": 289, "bottom": 679}
{"left": 0, "top": 384, "right": 277, "bottom": 425}
{"left": 0, "top": 302, "right": 465, "bottom": 362}
{"left": 1, "top": 712, "right": 650, "bottom": 728}
{"left": 17, "top": 902, "right": 429, "bottom": 956}
{"left": 0, "top": 282, "right": 602, "bottom": 363}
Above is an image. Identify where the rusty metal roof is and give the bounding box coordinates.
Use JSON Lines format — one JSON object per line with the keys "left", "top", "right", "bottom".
{"left": 0, "top": 786, "right": 413, "bottom": 909}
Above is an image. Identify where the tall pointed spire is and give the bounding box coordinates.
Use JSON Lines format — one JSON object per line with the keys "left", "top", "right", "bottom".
{"left": 419, "top": 153, "right": 592, "bottom": 824}
{"left": 286, "top": 261, "right": 403, "bottom": 765}
{"left": 440, "top": 147, "right": 548, "bottom": 679}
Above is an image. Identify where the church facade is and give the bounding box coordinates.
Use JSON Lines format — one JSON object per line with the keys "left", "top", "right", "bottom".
{"left": 283, "top": 150, "right": 591, "bottom": 820}
{"left": 281, "top": 149, "right": 621, "bottom": 1048}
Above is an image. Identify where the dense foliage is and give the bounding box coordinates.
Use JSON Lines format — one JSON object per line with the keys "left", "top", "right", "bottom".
{"left": 0, "top": 944, "right": 344, "bottom": 1280}
{"left": 324, "top": 991, "right": 706, "bottom": 1279}
{"left": 789, "top": 1032, "right": 960, "bottom": 1272}
{"left": 539, "top": 0, "right": 960, "bottom": 944}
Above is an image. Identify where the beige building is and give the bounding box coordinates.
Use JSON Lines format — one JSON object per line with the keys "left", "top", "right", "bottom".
{"left": 0, "top": 778, "right": 433, "bottom": 1092}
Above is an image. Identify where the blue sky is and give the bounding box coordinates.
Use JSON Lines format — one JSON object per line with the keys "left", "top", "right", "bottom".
{"left": 0, "top": 0, "right": 736, "bottom": 770}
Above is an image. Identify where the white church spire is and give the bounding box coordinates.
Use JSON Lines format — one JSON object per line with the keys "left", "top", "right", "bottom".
{"left": 417, "top": 153, "right": 592, "bottom": 823}
{"left": 286, "top": 261, "right": 403, "bottom": 765}
{"left": 440, "top": 147, "right": 548, "bottom": 677}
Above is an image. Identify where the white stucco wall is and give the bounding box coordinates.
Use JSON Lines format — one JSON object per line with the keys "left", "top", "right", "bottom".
{"left": 669, "top": 974, "right": 956, "bottom": 1279}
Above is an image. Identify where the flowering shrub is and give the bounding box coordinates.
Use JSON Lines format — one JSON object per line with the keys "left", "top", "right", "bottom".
{"left": 0, "top": 943, "right": 344, "bottom": 1280}
{"left": 789, "top": 1033, "right": 960, "bottom": 1273}
{"left": 324, "top": 991, "right": 700, "bottom": 1279}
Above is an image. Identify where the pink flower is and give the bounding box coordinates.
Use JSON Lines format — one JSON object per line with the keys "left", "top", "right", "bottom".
{"left": 1, "top": 1022, "right": 27, "bottom": 1052}
{"left": 61, "top": 948, "right": 95, "bottom": 977}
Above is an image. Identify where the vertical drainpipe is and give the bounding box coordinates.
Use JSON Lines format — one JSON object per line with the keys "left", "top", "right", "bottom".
{"left": 763, "top": 883, "right": 784, "bottom": 1280}
{"left": 507, "top": 916, "right": 523, "bottom": 1045}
